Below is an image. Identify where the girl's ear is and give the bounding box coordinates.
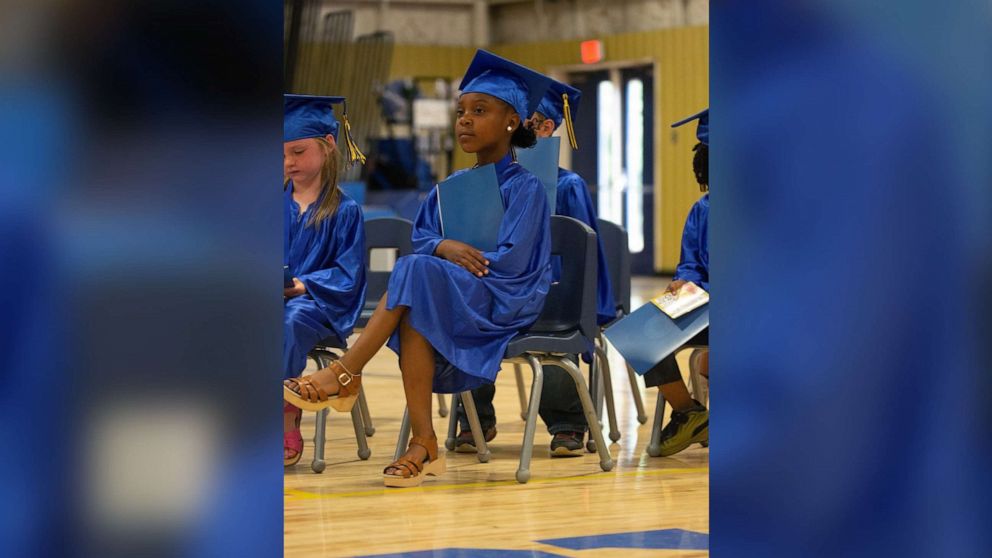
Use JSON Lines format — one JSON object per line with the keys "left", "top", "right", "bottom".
{"left": 324, "top": 134, "right": 338, "bottom": 150}
{"left": 507, "top": 114, "right": 519, "bottom": 132}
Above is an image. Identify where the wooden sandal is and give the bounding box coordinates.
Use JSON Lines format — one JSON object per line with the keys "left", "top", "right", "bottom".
{"left": 283, "top": 360, "right": 361, "bottom": 413}
{"left": 383, "top": 435, "right": 446, "bottom": 488}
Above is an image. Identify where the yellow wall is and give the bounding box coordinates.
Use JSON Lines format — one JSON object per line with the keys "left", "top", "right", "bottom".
{"left": 493, "top": 27, "right": 708, "bottom": 273}
{"left": 387, "top": 27, "right": 708, "bottom": 271}
{"left": 387, "top": 45, "right": 477, "bottom": 171}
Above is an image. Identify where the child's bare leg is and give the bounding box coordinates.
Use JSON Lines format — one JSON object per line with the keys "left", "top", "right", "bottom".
{"left": 659, "top": 380, "right": 696, "bottom": 413}
{"left": 690, "top": 348, "right": 709, "bottom": 379}
{"left": 289, "top": 293, "right": 405, "bottom": 395}
{"left": 338, "top": 295, "right": 405, "bottom": 373}
{"left": 387, "top": 314, "right": 437, "bottom": 473}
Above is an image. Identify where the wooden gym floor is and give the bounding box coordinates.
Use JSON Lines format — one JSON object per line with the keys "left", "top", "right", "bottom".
{"left": 284, "top": 276, "right": 709, "bottom": 557}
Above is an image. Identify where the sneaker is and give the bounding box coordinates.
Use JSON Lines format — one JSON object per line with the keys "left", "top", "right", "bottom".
{"left": 550, "top": 431, "right": 585, "bottom": 457}
{"left": 455, "top": 426, "right": 497, "bottom": 453}
{"left": 656, "top": 403, "right": 708, "bottom": 457}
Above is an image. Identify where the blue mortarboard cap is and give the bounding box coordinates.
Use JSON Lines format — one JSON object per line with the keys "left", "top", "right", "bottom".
{"left": 671, "top": 108, "right": 709, "bottom": 146}
{"left": 284, "top": 94, "right": 366, "bottom": 165}
{"left": 284, "top": 94, "right": 343, "bottom": 142}
{"left": 535, "top": 78, "right": 582, "bottom": 149}
{"left": 459, "top": 50, "right": 552, "bottom": 121}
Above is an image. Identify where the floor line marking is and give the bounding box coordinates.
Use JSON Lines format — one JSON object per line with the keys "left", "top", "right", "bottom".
{"left": 284, "top": 466, "right": 708, "bottom": 500}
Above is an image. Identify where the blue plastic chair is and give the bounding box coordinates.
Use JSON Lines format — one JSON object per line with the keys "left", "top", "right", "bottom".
{"left": 397, "top": 216, "right": 616, "bottom": 483}
{"left": 306, "top": 336, "right": 371, "bottom": 472}
{"left": 595, "top": 218, "right": 648, "bottom": 427}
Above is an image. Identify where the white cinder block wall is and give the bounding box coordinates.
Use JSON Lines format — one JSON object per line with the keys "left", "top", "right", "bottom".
{"left": 318, "top": 0, "right": 708, "bottom": 47}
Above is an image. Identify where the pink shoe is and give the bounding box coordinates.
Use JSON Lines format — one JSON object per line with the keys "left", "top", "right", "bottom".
{"left": 284, "top": 403, "right": 303, "bottom": 467}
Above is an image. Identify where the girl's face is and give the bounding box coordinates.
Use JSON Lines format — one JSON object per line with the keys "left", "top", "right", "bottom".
{"left": 284, "top": 136, "right": 333, "bottom": 184}
{"left": 455, "top": 93, "right": 517, "bottom": 153}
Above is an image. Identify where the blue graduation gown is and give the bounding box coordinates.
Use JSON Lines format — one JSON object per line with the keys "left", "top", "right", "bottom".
{"left": 674, "top": 193, "right": 709, "bottom": 291}
{"left": 386, "top": 153, "right": 552, "bottom": 393}
{"left": 555, "top": 168, "right": 616, "bottom": 325}
{"left": 283, "top": 186, "right": 367, "bottom": 379}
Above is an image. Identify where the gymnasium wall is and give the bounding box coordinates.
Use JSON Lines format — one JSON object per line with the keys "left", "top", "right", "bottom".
{"left": 386, "top": 26, "right": 709, "bottom": 273}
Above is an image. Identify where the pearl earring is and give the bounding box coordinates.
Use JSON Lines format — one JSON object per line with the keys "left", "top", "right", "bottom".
{"left": 507, "top": 125, "right": 513, "bottom": 132}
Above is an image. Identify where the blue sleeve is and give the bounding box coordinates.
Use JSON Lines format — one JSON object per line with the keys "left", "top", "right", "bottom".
{"left": 298, "top": 202, "right": 368, "bottom": 336}
{"left": 411, "top": 187, "right": 444, "bottom": 256}
{"left": 556, "top": 172, "right": 598, "bottom": 226}
{"left": 557, "top": 172, "right": 616, "bottom": 324}
{"left": 674, "top": 199, "right": 709, "bottom": 291}
{"left": 482, "top": 173, "right": 550, "bottom": 277}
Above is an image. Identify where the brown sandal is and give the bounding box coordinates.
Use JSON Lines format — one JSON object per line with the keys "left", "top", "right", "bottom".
{"left": 383, "top": 435, "right": 446, "bottom": 488}
{"left": 283, "top": 360, "right": 361, "bottom": 412}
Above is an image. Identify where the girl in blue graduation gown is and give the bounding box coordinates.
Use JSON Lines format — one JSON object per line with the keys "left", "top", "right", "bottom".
{"left": 284, "top": 50, "right": 552, "bottom": 487}
{"left": 455, "top": 80, "right": 615, "bottom": 455}
{"left": 282, "top": 94, "right": 367, "bottom": 467}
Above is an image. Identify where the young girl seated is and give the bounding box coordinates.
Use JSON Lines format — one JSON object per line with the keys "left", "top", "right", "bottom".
{"left": 284, "top": 50, "right": 553, "bottom": 487}
{"left": 283, "top": 94, "right": 367, "bottom": 467}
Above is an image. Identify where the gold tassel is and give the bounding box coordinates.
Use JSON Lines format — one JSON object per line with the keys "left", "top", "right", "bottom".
{"left": 562, "top": 92, "right": 579, "bottom": 150}
{"left": 341, "top": 114, "right": 367, "bottom": 167}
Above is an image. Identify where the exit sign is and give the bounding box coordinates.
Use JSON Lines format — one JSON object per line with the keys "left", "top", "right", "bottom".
{"left": 581, "top": 40, "right": 603, "bottom": 64}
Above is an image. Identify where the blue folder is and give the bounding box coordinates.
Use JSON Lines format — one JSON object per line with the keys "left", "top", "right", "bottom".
{"left": 603, "top": 302, "right": 709, "bottom": 375}
{"left": 437, "top": 164, "right": 504, "bottom": 252}
{"left": 515, "top": 136, "right": 560, "bottom": 212}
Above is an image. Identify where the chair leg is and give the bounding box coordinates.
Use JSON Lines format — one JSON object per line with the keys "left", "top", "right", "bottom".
{"left": 350, "top": 399, "right": 371, "bottom": 460}
{"left": 514, "top": 364, "right": 528, "bottom": 420}
{"left": 394, "top": 406, "right": 411, "bottom": 461}
{"left": 437, "top": 393, "right": 449, "bottom": 417}
{"left": 586, "top": 357, "right": 602, "bottom": 453}
{"left": 627, "top": 363, "right": 648, "bottom": 424}
{"left": 445, "top": 392, "right": 460, "bottom": 451}
{"left": 516, "top": 354, "right": 545, "bottom": 484}
{"left": 588, "top": 354, "right": 600, "bottom": 419}
{"left": 459, "top": 390, "right": 491, "bottom": 463}
{"left": 595, "top": 342, "right": 621, "bottom": 443}
{"left": 647, "top": 389, "right": 667, "bottom": 457}
{"left": 311, "top": 408, "right": 328, "bottom": 473}
{"left": 557, "top": 356, "right": 614, "bottom": 473}
{"left": 358, "top": 387, "right": 375, "bottom": 436}
{"left": 309, "top": 351, "right": 335, "bottom": 474}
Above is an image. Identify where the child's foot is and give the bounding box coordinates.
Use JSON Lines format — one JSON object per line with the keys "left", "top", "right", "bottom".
{"left": 655, "top": 401, "right": 708, "bottom": 457}
{"left": 550, "top": 431, "right": 585, "bottom": 457}
{"left": 384, "top": 435, "right": 446, "bottom": 488}
{"left": 454, "top": 426, "right": 497, "bottom": 453}
{"left": 284, "top": 403, "right": 303, "bottom": 467}
{"left": 284, "top": 430, "right": 304, "bottom": 466}
{"left": 283, "top": 360, "right": 362, "bottom": 412}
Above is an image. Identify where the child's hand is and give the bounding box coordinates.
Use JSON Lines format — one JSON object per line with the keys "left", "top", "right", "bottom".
{"left": 665, "top": 279, "right": 688, "bottom": 294}
{"left": 436, "top": 239, "right": 489, "bottom": 277}
{"left": 284, "top": 278, "right": 306, "bottom": 298}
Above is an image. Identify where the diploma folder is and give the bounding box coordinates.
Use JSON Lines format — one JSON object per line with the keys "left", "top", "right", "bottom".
{"left": 437, "top": 164, "right": 504, "bottom": 252}
{"left": 603, "top": 302, "right": 709, "bottom": 375}
{"left": 515, "top": 136, "right": 560, "bottom": 212}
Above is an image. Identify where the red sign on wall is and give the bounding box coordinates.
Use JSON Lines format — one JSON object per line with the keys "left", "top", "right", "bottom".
{"left": 581, "top": 40, "right": 603, "bottom": 64}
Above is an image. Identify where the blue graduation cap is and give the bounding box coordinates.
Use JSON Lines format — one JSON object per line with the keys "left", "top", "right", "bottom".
{"left": 284, "top": 94, "right": 366, "bottom": 165}
{"left": 671, "top": 108, "right": 708, "bottom": 146}
{"left": 535, "top": 79, "right": 582, "bottom": 150}
{"left": 459, "top": 50, "right": 552, "bottom": 121}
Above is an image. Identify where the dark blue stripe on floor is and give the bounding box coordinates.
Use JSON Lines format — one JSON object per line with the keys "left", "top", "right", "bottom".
{"left": 358, "top": 549, "right": 565, "bottom": 558}
{"left": 538, "top": 529, "right": 709, "bottom": 551}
